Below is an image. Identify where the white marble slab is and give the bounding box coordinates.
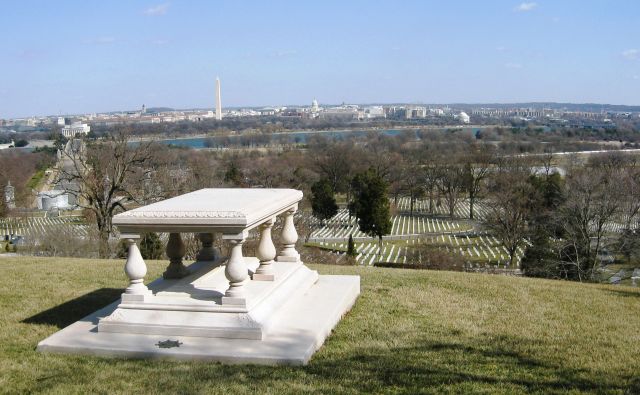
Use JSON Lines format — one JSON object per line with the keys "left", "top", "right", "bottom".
{"left": 113, "top": 188, "right": 302, "bottom": 234}
{"left": 98, "top": 259, "right": 321, "bottom": 340}
{"left": 37, "top": 275, "right": 360, "bottom": 365}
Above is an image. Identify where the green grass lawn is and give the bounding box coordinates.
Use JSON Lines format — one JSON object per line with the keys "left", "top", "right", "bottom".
{"left": 1, "top": 257, "right": 639, "bottom": 394}
{"left": 26, "top": 168, "right": 46, "bottom": 191}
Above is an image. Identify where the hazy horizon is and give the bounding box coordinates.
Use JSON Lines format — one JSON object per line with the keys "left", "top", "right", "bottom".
{"left": 28, "top": 100, "right": 640, "bottom": 119}
{"left": 1, "top": 0, "right": 639, "bottom": 118}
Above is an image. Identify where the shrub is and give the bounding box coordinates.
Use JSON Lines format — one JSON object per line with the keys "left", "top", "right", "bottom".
{"left": 347, "top": 235, "right": 357, "bottom": 257}
{"left": 140, "top": 232, "right": 164, "bottom": 260}
{"left": 378, "top": 242, "right": 465, "bottom": 271}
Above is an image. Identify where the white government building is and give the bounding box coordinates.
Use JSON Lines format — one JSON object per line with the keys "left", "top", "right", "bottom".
{"left": 61, "top": 122, "right": 90, "bottom": 138}
{"left": 36, "top": 190, "right": 73, "bottom": 211}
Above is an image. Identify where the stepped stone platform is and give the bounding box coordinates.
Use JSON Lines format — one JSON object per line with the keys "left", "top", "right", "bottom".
{"left": 37, "top": 259, "right": 359, "bottom": 364}
{"left": 37, "top": 188, "right": 360, "bottom": 365}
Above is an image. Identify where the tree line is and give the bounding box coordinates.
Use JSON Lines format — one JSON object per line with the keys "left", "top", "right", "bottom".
{"left": 39, "top": 125, "right": 640, "bottom": 282}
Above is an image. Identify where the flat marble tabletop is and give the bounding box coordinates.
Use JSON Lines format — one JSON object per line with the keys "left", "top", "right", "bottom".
{"left": 113, "top": 188, "right": 302, "bottom": 234}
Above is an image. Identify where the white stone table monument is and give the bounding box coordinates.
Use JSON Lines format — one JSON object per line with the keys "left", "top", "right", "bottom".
{"left": 37, "top": 188, "right": 360, "bottom": 365}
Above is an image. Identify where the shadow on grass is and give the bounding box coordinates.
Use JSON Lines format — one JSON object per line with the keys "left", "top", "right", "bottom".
{"left": 22, "top": 288, "right": 123, "bottom": 328}
{"left": 302, "top": 338, "right": 634, "bottom": 393}
{"left": 20, "top": 287, "right": 638, "bottom": 393}
{"left": 606, "top": 288, "right": 640, "bottom": 299}
{"left": 56, "top": 336, "right": 635, "bottom": 394}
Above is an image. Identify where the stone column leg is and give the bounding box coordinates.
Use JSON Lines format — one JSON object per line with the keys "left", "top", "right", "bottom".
{"left": 122, "top": 235, "right": 152, "bottom": 302}
{"left": 196, "top": 232, "right": 218, "bottom": 262}
{"left": 277, "top": 205, "right": 301, "bottom": 263}
{"left": 254, "top": 218, "right": 276, "bottom": 281}
{"left": 222, "top": 232, "right": 248, "bottom": 306}
{"left": 163, "top": 233, "right": 190, "bottom": 279}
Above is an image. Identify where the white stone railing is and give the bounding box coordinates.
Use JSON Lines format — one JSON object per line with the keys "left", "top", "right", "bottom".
{"left": 113, "top": 188, "right": 303, "bottom": 306}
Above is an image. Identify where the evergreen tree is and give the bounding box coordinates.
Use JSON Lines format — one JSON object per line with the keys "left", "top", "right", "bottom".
{"left": 349, "top": 169, "right": 392, "bottom": 253}
{"left": 521, "top": 223, "right": 560, "bottom": 278}
{"left": 224, "top": 161, "right": 244, "bottom": 186}
{"left": 310, "top": 178, "right": 338, "bottom": 224}
{"left": 140, "top": 232, "right": 164, "bottom": 260}
{"left": 521, "top": 173, "right": 565, "bottom": 278}
{"left": 347, "top": 234, "right": 357, "bottom": 257}
{"left": 117, "top": 233, "right": 162, "bottom": 260}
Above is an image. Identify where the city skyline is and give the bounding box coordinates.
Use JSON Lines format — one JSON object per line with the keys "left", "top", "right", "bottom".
{"left": 1, "top": 1, "right": 639, "bottom": 118}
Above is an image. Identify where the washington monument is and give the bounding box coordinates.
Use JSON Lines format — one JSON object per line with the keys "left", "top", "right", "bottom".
{"left": 215, "top": 77, "right": 222, "bottom": 120}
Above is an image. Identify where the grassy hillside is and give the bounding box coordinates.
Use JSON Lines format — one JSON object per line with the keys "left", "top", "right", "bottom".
{"left": 0, "top": 257, "right": 638, "bottom": 394}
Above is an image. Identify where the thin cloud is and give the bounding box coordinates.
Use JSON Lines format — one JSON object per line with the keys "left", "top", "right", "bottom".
{"left": 270, "top": 49, "right": 298, "bottom": 58}
{"left": 17, "top": 50, "right": 40, "bottom": 60}
{"left": 505, "top": 62, "right": 523, "bottom": 69}
{"left": 622, "top": 49, "right": 639, "bottom": 60}
{"left": 144, "top": 3, "right": 169, "bottom": 16}
{"left": 151, "top": 39, "right": 169, "bottom": 45}
{"left": 515, "top": 2, "right": 537, "bottom": 12}
{"left": 83, "top": 36, "right": 116, "bottom": 45}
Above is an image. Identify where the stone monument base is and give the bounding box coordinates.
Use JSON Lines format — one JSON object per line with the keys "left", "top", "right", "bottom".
{"left": 37, "top": 259, "right": 359, "bottom": 365}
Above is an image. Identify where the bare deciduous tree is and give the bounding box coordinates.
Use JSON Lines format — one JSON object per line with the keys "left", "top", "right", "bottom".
{"left": 312, "top": 142, "right": 356, "bottom": 194}
{"left": 422, "top": 161, "right": 440, "bottom": 214}
{"left": 486, "top": 164, "right": 534, "bottom": 267}
{"left": 397, "top": 157, "right": 424, "bottom": 217}
{"left": 559, "top": 167, "right": 622, "bottom": 280}
{"left": 56, "top": 132, "right": 156, "bottom": 257}
{"left": 438, "top": 162, "right": 465, "bottom": 218}
{"left": 461, "top": 144, "right": 494, "bottom": 219}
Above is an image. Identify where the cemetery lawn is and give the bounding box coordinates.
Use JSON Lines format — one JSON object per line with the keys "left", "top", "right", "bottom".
{"left": 26, "top": 168, "right": 46, "bottom": 190}
{"left": 1, "top": 257, "right": 639, "bottom": 394}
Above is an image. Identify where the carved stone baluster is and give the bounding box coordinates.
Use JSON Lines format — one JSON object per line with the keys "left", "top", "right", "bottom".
{"left": 254, "top": 218, "right": 276, "bottom": 281}
{"left": 196, "top": 232, "right": 218, "bottom": 262}
{"left": 163, "top": 233, "right": 190, "bottom": 279}
{"left": 222, "top": 232, "right": 248, "bottom": 305}
{"left": 122, "top": 235, "right": 152, "bottom": 302}
{"left": 277, "top": 205, "right": 301, "bottom": 263}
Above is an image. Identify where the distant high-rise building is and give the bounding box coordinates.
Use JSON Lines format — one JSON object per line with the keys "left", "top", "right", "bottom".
{"left": 141, "top": 104, "right": 146, "bottom": 115}
{"left": 215, "top": 77, "right": 222, "bottom": 121}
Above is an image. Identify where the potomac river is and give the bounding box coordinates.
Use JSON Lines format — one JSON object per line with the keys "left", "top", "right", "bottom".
{"left": 152, "top": 126, "right": 488, "bottom": 149}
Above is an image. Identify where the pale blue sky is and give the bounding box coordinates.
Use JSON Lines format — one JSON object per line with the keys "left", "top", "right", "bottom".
{"left": 1, "top": 1, "right": 639, "bottom": 118}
